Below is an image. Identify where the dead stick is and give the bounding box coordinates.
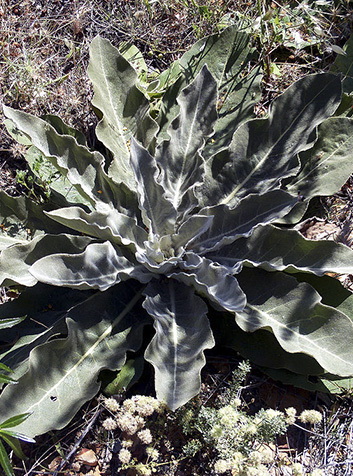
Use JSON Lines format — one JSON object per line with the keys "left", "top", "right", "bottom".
{"left": 53, "top": 408, "right": 101, "bottom": 476}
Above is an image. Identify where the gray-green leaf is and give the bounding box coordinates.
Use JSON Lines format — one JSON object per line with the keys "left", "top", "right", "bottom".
{"left": 88, "top": 36, "right": 158, "bottom": 186}
{"left": 155, "top": 65, "right": 217, "bottom": 214}
{"left": 236, "top": 268, "right": 353, "bottom": 377}
{"left": 47, "top": 206, "right": 148, "bottom": 251}
{"left": 286, "top": 117, "right": 353, "bottom": 199}
{"left": 143, "top": 279, "right": 214, "bottom": 410}
{"left": 208, "top": 224, "right": 353, "bottom": 276}
{"left": 29, "top": 241, "right": 151, "bottom": 290}
{"left": 0, "top": 283, "right": 148, "bottom": 437}
{"left": 200, "top": 73, "right": 342, "bottom": 207}
{"left": 192, "top": 190, "right": 298, "bottom": 253}
{"left": 0, "top": 234, "right": 93, "bottom": 287}
{"left": 170, "top": 254, "right": 246, "bottom": 313}
{"left": 130, "top": 139, "right": 177, "bottom": 236}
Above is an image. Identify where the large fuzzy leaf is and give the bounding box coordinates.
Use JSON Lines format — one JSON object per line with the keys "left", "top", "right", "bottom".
{"left": 3, "top": 107, "right": 134, "bottom": 214}
{"left": 236, "top": 268, "right": 353, "bottom": 377}
{"left": 286, "top": 117, "right": 353, "bottom": 199}
{"left": 29, "top": 241, "right": 151, "bottom": 290}
{"left": 143, "top": 279, "right": 214, "bottom": 410}
{"left": 211, "top": 311, "right": 324, "bottom": 376}
{"left": 158, "top": 27, "right": 261, "bottom": 144}
{"left": 165, "top": 214, "right": 213, "bottom": 252}
{"left": 200, "top": 73, "right": 342, "bottom": 207}
{"left": 208, "top": 224, "right": 353, "bottom": 275}
{"left": 294, "top": 272, "right": 353, "bottom": 316}
{"left": 130, "top": 139, "right": 177, "bottom": 236}
{"left": 0, "top": 282, "right": 148, "bottom": 437}
{"left": 155, "top": 66, "right": 217, "bottom": 214}
{"left": 88, "top": 36, "right": 158, "bottom": 186}
{"left": 169, "top": 254, "right": 246, "bottom": 313}
{"left": 0, "top": 234, "right": 93, "bottom": 287}
{"left": 2, "top": 30, "right": 353, "bottom": 426}
{"left": 191, "top": 190, "right": 298, "bottom": 253}
{"left": 47, "top": 206, "right": 148, "bottom": 252}
{"left": 40, "top": 114, "right": 87, "bottom": 145}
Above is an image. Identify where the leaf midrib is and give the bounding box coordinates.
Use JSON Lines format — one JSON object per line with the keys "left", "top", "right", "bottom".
{"left": 97, "top": 39, "right": 129, "bottom": 158}
{"left": 25, "top": 290, "right": 143, "bottom": 414}
{"left": 220, "top": 76, "right": 338, "bottom": 206}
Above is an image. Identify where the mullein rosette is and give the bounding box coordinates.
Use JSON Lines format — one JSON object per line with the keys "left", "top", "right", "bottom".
{"left": 1, "top": 27, "right": 353, "bottom": 438}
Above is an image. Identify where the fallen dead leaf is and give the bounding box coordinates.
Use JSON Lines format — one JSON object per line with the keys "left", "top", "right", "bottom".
{"left": 76, "top": 448, "right": 98, "bottom": 466}
{"left": 48, "top": 456, "right": 62, "bottom": 471}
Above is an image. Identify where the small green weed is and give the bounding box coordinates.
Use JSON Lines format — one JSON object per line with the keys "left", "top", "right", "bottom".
{"left": 15, "top": 152, "right": 60, "bottom": 203}
{"left": 0, "top": 413, "right": 35, "bottom": 476}
{"left": 0, "top": 363, "right": 34, "bottom": 476}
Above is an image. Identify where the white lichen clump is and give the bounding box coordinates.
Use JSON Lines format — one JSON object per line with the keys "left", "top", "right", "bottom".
{"left": 118, "top": 448, "right": 132, "bottom": 464}
{"left": 101, "top": 395, "right": 164, "bottom": 471}
{"left": 299, "top": 410, "right": 323, "bottom": 425}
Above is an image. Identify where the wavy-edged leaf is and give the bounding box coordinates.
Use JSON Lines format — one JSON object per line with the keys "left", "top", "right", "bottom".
{"left": 200, "top": 73, "right": 342, "bottom": 207}
{"left": 88, "top": 36, "right": 158, "bottom": 185}
{"left": 0, "top": 234, "right": 93, "bottom": 287}
{"left": 0, "top": 236, "right": 26, "bottom": 252}
{"left": 29, "top": 241, "right": 151, "bottom": 291}
{"left": 208, "top": 224, "right": 353, "bottom": 275}
{"left": 169, "top": 253, "right": 246, "bottom": 313}
{"left": 47, "top": 206, "right": 147, "bottom": 252}
{"left": 40, "top": 114, "right": 87, "bottom": 145}
{"left": 286, "top": 117, "right": 353, "bottom": 199}
{"left": 130, "top": 139, "right": 177, "bottom": 236}
{"left": 236, "top": 268, "right": 353, "bottom": 377}
{"left": 143, "top": 279, "right": 214, "bottom": 410}
{"left": 155, "top": 66, "right": 217, "bottom": 214}
{"left": 0, "top": 282, "right": 148, "bottom": 437}
{"left": 210, "top": 311, "right": 324, "bottom": 376}
{"left": 165, "top": 214, "right": 213, "bottom": 252}
{"left": 3, "top": 107, "right": 133, "bottom": 214}
{"left": 158, "top": 27, "right": 260, "bottom": 143}
{"left": 191, "top": 190, "right": 298, "bottom": 253}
